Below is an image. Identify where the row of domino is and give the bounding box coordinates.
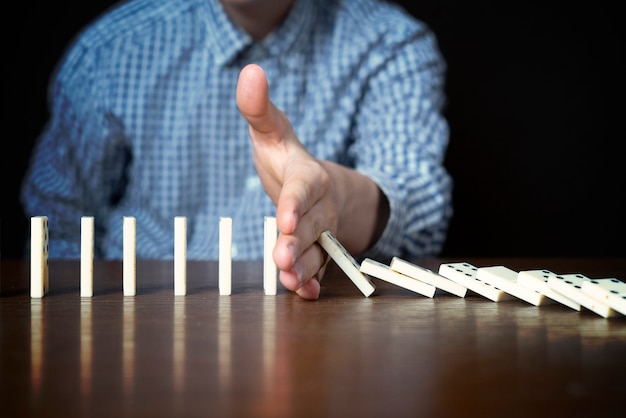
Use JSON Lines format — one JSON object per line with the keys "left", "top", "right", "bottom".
{"left": 29, "top": 215, "right": 278, "bottom": 298}
{"left": 27, "top": 216, "right": 626, "bottom": 319}
{"left": 353, "top": 256, "right": 626, "bottom": 319}
{"left": 315, "top": 231, "right": 625, "bottom": 318}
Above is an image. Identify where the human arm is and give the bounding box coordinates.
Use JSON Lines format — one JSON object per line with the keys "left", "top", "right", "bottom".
{"left": 20, "top": 44, "right": 129, "bottom": 259}
{"left": 236, "top": 64, "right": 389, "bottom": 300}
{"left": 349, "top": 26, "right": 452, "bottom": 262}
{"left": 236, "top": 16, "right": 451, "bottom": 300}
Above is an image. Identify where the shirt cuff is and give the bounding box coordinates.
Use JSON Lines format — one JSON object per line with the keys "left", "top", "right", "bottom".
{"left": 355, "top": 168, "right": 406, "bottom": 262}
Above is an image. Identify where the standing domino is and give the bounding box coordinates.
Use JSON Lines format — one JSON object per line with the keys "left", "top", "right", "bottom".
{"left": 123, "top": 216, "right": 136, "bottom": 296}
{"left": 390, "top": 257, "right": 467, "bottom": 297}
{"left": 360, "top": 258, "right": 436, "bottom": 297}
{"left": 517, "top": 269, "right": 581, "bottom": 311}
{"left": 174, "top": 216, "right": 187, "bottom": 296}
{"left": 581, "top": 278, "right": 626, "bottom": 316}
{"left": 81, "top": 216, "right": 94, "bottom": 297}
{"left": 263, "top": 216, "right": 278, "bottom": 296}
{"left": 30, "top": 216, "right": 49, "bottom": 298}
{"left": 476, "top": 265, "right": 552, "bottom": 306}
{"left": 317, "top": 231, "right": 375, "bottom": 297}
{"left": 219, "top": 217, "right": 232, "bottom": 296}
{"left": 547, "top": 274, "right": 619, "bottom": 318}
{"left": 438, "top": 262, "right": 514, "bottom": 302}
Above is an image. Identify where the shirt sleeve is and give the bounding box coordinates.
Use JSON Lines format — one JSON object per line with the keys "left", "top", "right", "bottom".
{"left": 20, "top": 40, "right": 131, "bottom": 259}
{"left": 351, "top": 24, "right": 453, "bottom": 261}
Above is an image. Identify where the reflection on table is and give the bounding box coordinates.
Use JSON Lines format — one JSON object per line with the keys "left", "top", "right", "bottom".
{"left": 1, "top": 258, "right": 625, "bottom": 417}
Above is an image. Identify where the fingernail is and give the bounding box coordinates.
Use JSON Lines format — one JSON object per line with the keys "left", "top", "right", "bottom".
{"left": 292, "top": 262, "right": 305, "bottom": 286}
{"left": 287, "top": 244, "right": 298, "bottom": 264}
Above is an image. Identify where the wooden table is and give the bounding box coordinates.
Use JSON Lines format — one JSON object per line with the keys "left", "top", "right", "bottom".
{"left": 1, "top": 257, "right": 625, "bottom": 417}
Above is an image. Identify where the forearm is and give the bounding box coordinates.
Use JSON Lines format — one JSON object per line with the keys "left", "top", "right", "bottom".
{"left": 321, "top": 160, "right": 389, "bottom": 255}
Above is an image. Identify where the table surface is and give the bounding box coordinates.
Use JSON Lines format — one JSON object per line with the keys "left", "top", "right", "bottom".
{"left": 1, "top": 257, "right": 625, "bottom": 418}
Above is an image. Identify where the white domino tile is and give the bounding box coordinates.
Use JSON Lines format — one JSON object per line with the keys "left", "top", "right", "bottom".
{"left": 263, "top": 216, "right": 278, "bottom": 296}
{"left": 581, "top": 278, "right": 626, "bottom": 316}
{"left": 317, "top": 231, "right": 375, "bottom": 297}
{"left": 219, "top": 217, "right": 232, "bottom": 296}
{"left": 80, "top": 216, "right": 94, "bottom": 297}
{"left": 438, "top": 262, "right": 514, "bottom": 302}
{"left": 548, "top": 274, "right": 619, "bottom": 318}
{"left": 390, "top": 257, "right": 467, "bottom": 297}
{"left": 123, "top": 216, "right": 136, "bottom": 296}
{"left": 174, "top": 216, "right": 187, "bottom": 296}
{"left": 517, "top": 269, "right": 580, "bottom": 311}
{"left": 25, "top": 213, "right": 623, "bottom": 315}
{"left": 360, "top": 258, "right": 436, "bottom": 297}
{"left": 30, "top": 216, "right": 49, "bottom": 298}
{"left": 476, "top": 265, "right": 552, "bottom": 306}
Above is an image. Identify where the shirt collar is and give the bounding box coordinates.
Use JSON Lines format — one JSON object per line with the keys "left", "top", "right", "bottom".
{"left": 201, "top": 0, "right": 317, "bottom": 68}
{"left": 261, "top": 0, "right": 315, "bottom": 61}
{"left": 202, "top": 0, "right": 251, "bottom": 67}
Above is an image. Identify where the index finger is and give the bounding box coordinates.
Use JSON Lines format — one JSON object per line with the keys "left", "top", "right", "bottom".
{"left": 275, "top": 160, "right": 329, "bottom": 235}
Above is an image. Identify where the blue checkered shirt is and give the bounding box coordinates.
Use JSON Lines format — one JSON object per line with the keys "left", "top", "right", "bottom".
{"left": 21, "top": 0, "right": 452, "bottom": 260}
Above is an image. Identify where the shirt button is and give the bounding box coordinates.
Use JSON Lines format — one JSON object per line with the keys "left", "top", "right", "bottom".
{"left": 231, "top": 244, "right": 238, "bottom": 258}
{"left": 245, "top": 176, "right": 261, "bottom": 190}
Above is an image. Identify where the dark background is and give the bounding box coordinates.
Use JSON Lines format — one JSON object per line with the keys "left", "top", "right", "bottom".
{"left": 3, "top": 1, "right": 625, "bottom": 259}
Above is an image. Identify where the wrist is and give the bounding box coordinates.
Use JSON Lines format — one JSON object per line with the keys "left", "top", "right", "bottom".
{"left": 319, "top": 160, "right": 384, "bottom": 254}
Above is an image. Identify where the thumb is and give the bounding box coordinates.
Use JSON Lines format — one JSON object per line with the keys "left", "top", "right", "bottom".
{"left": 236, "top": 63, "right": 288, "bottom": 138}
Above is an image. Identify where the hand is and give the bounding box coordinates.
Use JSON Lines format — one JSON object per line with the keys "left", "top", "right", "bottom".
{"left": 236, "top": 63, "right": 335, "bottom": 300}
